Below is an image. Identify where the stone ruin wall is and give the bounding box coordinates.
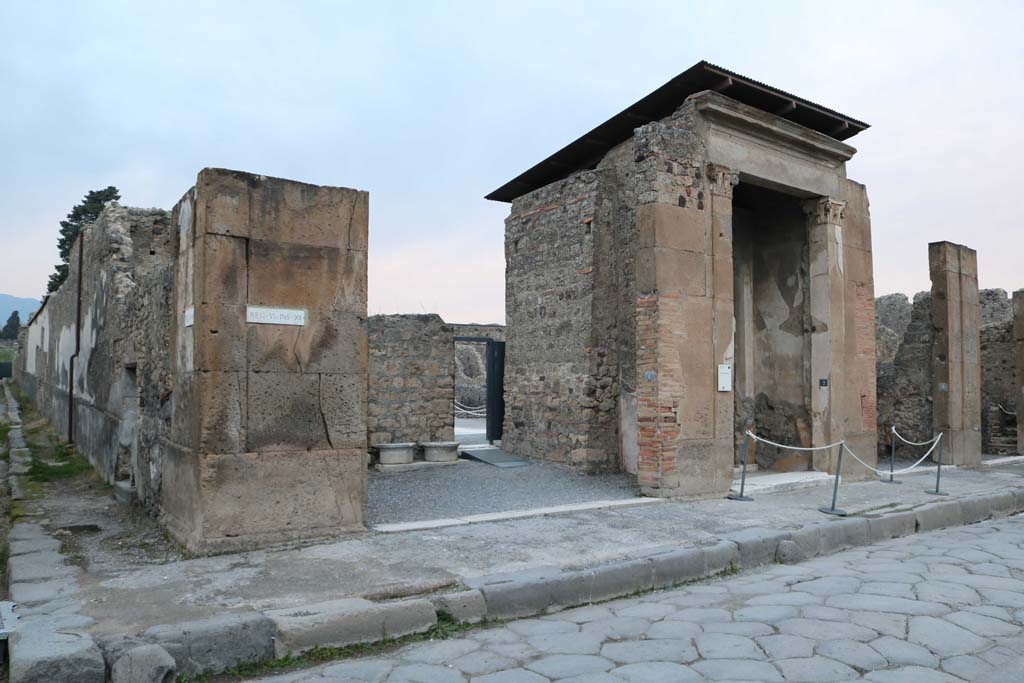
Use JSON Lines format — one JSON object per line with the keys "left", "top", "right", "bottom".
{"left": 875, "top": 287, "right": 1018, "bottom": 455}
{"left": 15, "top": 168, "right": 370, "bottom": 552}
{"left": 15, "top": 205, "right": 175, "bottom": 510}
{"left": 451, "top": 323, "right": 504, "bottom": 408}
{"left": 502, "top": 170, "right": 619, "bottom": 473}
{"left": 367, "top": 314, "right": 454, "bottom": 447}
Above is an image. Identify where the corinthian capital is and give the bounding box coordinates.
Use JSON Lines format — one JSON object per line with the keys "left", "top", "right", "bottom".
{"left": 803, "top": 197, "right": 846, "bottom": 226}
{"left": 705, "top": 163, "right": 739, "bottom": 198}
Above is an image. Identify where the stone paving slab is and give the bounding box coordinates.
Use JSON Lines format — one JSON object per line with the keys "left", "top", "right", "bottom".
{"left": 44, "top": 460, "right": 1024, "bottom": 641}
{"left": 248, "top": 515, "right": 1024, "bottom": 682}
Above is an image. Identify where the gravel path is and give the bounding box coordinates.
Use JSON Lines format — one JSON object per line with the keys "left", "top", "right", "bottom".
{"left": 254, "top": 515, "right": 1024, "bottom": 682}
{"left": 369, "top": 459, "right": 639, "bottom": 524}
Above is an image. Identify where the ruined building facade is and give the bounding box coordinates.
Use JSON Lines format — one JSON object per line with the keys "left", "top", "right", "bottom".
{"left": 15, "top": 169, "right": 370, "bottom": 552}
{"left": 491, "top": 62, "right": 878, "bottom": 496}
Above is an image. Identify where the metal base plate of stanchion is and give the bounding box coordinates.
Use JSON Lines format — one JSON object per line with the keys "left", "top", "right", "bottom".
{"left": 727, "top": 493, "right": 753, "bottom": 501}
{"left": 818, "top": 506, "right": 848, "bottom": 516}
{"left": 925, "top": 489, "right": 948, "bottom": 496}
{"left": 879, "top": 479, "right": 902, "bottom": 485}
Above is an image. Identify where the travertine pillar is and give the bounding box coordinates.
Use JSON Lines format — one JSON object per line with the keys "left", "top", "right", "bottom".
{"left": 634, "top": 163, "right": 736, "bottom": 497}
{"left": 1013, "top": 290, "right": 1024, "bottom": 455}
{"left": 163, "top": 168, "right": 369, "bottom": 552}
{"left": 803, "top": 197, "right": 846, "bottom": 473}
{"left": 929, "top": 241, "right": 981, "bottom": 466}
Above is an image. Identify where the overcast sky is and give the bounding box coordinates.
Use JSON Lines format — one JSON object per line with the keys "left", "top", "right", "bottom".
{"left": 1, "top": 1, "right": 1021, "bottom": 323}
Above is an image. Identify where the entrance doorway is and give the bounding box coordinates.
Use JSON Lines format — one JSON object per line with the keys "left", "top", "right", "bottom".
{"left": 732, "top": 182, "right": 813, "bottom": 472}
{"left": 454, "top": 336, "right": 505, "bottom": 445}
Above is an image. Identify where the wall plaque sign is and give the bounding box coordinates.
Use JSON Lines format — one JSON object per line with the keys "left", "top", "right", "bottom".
{"left": 246, "top": 306, "right": 306, "bottom": 326}
{"left": 183, "top": 307, "right": 194, "bottom": 328}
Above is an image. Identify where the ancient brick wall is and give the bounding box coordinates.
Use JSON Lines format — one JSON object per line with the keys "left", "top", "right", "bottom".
{"left": 368, "top": 314, "right": 454, "bottom": 446}
{"left": 502, "top": 171, "right": 617, "bottom": 472}
{"left": 17, "top": 168, "right": 370, "bottom": 553}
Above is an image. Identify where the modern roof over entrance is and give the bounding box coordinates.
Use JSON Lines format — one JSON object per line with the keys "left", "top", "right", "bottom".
{"left": 486, "top": 61, "right": 870, "bottom": 203}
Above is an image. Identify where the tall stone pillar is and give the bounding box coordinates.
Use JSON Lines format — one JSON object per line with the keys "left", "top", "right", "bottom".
{"left": 163, "top": 168, "right": 369, "bottom": 552}
{"left": 803, "top": 197, "right": 847, "bottom": 473}
{"left": 634, "top": 163, "right": 736, "bottom": 497}
{"left": 929, "top": 241, "right": 981, "bottom": 466}
{"left": 1013, "top": 290, "right": 1024, "bottom": 455}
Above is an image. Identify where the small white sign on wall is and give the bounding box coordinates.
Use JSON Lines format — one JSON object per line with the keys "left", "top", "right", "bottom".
{"left": 717, "top": 364, "right": 732, "bottom": 392}
{"left": 183, "top": 306, "right": 194, "bottom": 328}
{"left": 246, "top": 306, "right": 306, "bottom": 326}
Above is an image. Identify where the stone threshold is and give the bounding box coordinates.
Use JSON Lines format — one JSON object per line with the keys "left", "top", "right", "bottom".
{"left": 372, "top": 497, "right": 665, "bottom": 533}
{"left": 730, "top": 470, "right": 834, "bottom": 495}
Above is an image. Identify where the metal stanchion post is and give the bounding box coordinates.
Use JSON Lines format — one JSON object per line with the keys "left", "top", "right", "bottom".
{"left": 926, "top": 435, "right": 948, "bottom": 496}
{"left": 728, "top": 432, "right": 754, "bottom": 502}
{"left": 818, "top": 441, "right": 848, "bottom": 516}
{"left": 881, "top": 426, "right": 901, "bottom": 484}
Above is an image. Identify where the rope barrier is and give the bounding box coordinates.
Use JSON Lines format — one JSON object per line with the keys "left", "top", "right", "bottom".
{"left": 454, "top": 401, "right": 486, "bottom": 411}
{"left": 891, "top": 427, "right": 941, "bottom": 447}
{"left": 732, "top": 426, "right": 948, "bottom": 513}
{"left": 843, "top": 435, "right": 942, "bottom": 476}
{"left": 745, "top": 431, "right": 843, "bottom": 452}
{"left": 996, "top": 403, "right": 1018, "bottom": 418}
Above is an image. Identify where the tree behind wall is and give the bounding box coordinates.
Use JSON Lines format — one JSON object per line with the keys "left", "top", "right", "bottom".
{"left": 1, "top": 311, "right": 19, "bottom": 340}
{"left": 46, "top": 186, "right": 121, "bottom": 293}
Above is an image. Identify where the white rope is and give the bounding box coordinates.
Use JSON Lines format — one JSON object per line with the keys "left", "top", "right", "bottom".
{"left": 746, "top": 431, "right": 843, "bottom": 452}
{"left": 891, "top": 427, "right": 942, "bottom": 447}
{"left": 845, "top": 434, "right": 943, "bottom": 476}
{"left": 996, "top": 403, "right": 1017, "bottom": 418}
{"left": 454, "top": 401, "right": 486, "bottom": 411}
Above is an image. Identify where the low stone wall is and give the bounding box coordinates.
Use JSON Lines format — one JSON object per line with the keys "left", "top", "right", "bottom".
{"left": 368, "top": 314, "right": 454, "bottom": 447}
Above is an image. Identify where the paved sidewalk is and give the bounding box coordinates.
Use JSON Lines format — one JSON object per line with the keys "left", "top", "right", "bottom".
{"left": 33, "top": 458, "right": 1024, "bottom": 636}
{"left": 251, "top": 516, "right": 1024, "bottom": 682}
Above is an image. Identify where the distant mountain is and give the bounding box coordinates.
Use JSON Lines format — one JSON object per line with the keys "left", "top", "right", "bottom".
{"left": 0, "top": 293, "right": 42, "bottom": 328}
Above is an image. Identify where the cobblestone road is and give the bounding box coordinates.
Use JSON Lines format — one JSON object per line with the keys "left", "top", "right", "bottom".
{"left": 258, "top": 516, "right": 1024, "bottom": 682}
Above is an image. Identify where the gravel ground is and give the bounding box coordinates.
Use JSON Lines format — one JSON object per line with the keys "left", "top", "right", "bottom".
{"left": 368, "top": 459, "right": 640, "bottom": 525}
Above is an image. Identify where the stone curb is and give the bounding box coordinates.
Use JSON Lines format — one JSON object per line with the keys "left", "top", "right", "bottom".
{"left": 462, "top": 486, "right": 1024, "bottom": 625}
{"left": 7, "top": 463, "right": 1024, "bottom": 679}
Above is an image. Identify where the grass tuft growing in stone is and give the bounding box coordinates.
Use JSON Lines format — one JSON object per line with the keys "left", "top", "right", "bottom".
{"left": 175, "top": 612, "right": 478, "bottom": 683}
{"left": 27, "top": 443, "right": 93, "bottom": 482}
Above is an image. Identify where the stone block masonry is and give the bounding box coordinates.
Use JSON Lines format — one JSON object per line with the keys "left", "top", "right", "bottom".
{"left": 929, "top": 241, "right": 982, "bottom": 465}
{"left": 368, "top": 314, "right": 454, "bottom": 447}
{"left": 500, "top": 89, "right": 877, "bottom": 492}
{"left": 16, "top": 168, "right": 370, "bottom": 552}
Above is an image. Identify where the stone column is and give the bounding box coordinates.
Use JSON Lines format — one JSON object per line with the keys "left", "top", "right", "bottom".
{"left": 929, "top": 241, "right": 981, "bottom": 466}
{"left": 633, "top": 163, "right": 736, "bottom": 498}
{"left": 1012, "top": 290, "right": 1024, "bottom": 455}
{"left": 803, "top": 197, "right": 846, "bottom": 473}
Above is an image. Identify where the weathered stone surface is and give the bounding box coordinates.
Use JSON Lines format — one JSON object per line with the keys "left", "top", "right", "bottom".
{"left": 13, "top": 168, "right": 370, "bottom": 553}
{"left": 143, "top": 611, "right": 275, "bottom": 676}
{"left": 9, "top": 629, "right": 105, "bottom": 683}
{"left": 267, "top": 598, "right": 436, "bottom": 657}
{"left": 110, "top": 644, "right": 176, "bottom": 683}
{"left": 368, "top": 314, "right": 454, "bottom": 448}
